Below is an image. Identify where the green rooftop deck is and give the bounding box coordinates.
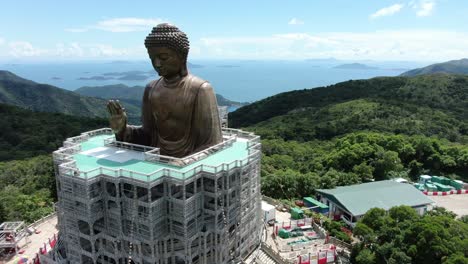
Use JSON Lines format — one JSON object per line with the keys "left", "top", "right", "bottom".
{"left": 61, "top": 131, "right": 258, "bottom": 182}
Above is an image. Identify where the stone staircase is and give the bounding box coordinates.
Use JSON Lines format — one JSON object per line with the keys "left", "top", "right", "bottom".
{"left": 254, "top": 248, "right": 277, "bottom": 264}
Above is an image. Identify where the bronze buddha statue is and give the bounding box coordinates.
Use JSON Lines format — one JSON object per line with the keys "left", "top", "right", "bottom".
{"left": 107, "top": 23, "right": 222, "bottom": 158}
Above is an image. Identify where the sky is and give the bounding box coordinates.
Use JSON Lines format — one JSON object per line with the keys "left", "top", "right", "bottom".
{"left": 1, "top": 0, "right": 468, "bottom": 62}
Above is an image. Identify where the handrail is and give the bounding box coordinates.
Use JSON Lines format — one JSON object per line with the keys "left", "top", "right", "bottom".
{"left": 54, "top": 127, "right": 261, "bottom": 182}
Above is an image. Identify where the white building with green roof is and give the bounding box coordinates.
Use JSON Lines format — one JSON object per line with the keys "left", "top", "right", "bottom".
{"left": 316, "top": 180, "right": 434, "bottom": 228}
{"left": 41, "top": 128, "right": 262, "bottom": 264}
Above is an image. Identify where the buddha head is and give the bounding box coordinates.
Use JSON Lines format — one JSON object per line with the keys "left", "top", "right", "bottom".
{"left": 145, "top": 23, "right": 189, "bottom": 79}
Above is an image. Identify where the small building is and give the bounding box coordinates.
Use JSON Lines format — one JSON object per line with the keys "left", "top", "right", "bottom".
{"left": 290, "top": 207, "right": 304, "bottom": 220}
{"left": 261, "top": 201, "right": 276, "bottom": 223}
{"left": 303, "top": 197, "right": 329, "bottom": 214}
{"left": 316, "top": 180, "right": 434, "bottom": 228}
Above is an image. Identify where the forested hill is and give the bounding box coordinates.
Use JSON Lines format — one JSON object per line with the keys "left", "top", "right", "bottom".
{"left": 0, "top": 71, "right": 140, "bottom": 121}
{"left": 228, "top": 74, "right": 468, "bottom": 199}
{"left": 0, "top": 103, "right": 107, "bottom": 161}
{"left": 229, "top": 74, "right": 468, "bottom": 142}
{"left": 75, "top": 84, "right": 249, "bottom": 108}
{"left": 400, "top": 58, "right": 468, "bottom": 76}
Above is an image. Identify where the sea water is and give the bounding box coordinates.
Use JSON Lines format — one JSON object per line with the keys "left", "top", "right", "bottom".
{"left": 0, "top": 60, "right": 426, "bottom": 102}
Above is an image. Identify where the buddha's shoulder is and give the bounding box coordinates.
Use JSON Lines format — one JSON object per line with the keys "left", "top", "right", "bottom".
{"left": 186, "top": 74, "right": 210, "bottom": 88}
{"left": 145, "top": 78, "right": 161, "bottom": 90}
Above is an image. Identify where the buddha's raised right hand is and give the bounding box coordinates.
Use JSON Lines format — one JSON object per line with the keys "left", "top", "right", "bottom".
{"left": 107, "top": 100, "right": 127, "bottom": 134}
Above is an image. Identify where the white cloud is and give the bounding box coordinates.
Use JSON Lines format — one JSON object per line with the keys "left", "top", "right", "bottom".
{"left": 288, "top": 18, "right": 304, "bottom": 25}
{"left": 55, "top": 43, "right": 85, "bottom": 57}
{"left": 88, "top": 44, "right": 130, "bottom": 56}
{"left": 197, "top": 30, "right": 468, "bottom": 61}
{"left": 94, "top": 18, "right": 166, "bottom": 32}
{"left": 0, "top": 41, "right": 147, "bottom": 60}
{"left": 9, "top": 41, "right": 46, "bottom": 57}
{"left": 64, "top": 17, "right": 167, "bottom": 33}
{"left": 0, "top": 38, "right": 5, "bottom": 45}
{"left": 370, "top": 4, "right": 404, "bottom": 19}
{"left": 410, "top": 0, "right": 435, "bottom": 17}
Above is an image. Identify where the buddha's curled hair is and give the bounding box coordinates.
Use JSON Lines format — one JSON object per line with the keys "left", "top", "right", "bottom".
{"left": 145, "top": 23, "right": 190, "bottom": 62}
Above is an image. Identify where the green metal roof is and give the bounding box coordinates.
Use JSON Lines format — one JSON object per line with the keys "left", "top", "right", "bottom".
{"left": 316, "top": 180, "right": 434, "bottom": 216}
{"left": 304, "top": 197, "right": 328, "bottom": 209}
{"left": 291, "top": 207, "right": 303, "bottom": 213}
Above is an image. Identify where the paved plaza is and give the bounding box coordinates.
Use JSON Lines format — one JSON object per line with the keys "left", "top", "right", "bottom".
{"left": 3, "top": 215, "right": 58, "bottom": 264}
{"left": 429, "top": 194, "right": 468, "bottom": 217}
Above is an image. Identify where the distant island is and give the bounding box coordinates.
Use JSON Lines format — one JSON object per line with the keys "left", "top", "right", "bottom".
{"left": 102, "top": 70, "right": 150, "bottom": 76}
{"left": 51, "top": 77, "right": 62, "bottom": 80}
{"left": 77, "top": 76, "right": 114, "bottom": 81}
{"left": 79, "top": 71, "right": 153, "bottom": 81}
{"left": 74, "top": 84, "right": 250, "bottom": 110}
{"left": 333, "top": 63, "right": 378, "bottom": 70}
{"left": 400, "top": 58, "right": 468, "bottom": 76}
{"left": 117, "top": 74, "right": 150, "bottom": 81}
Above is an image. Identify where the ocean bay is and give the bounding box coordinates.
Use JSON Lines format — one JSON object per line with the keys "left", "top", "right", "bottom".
{"left": 0, "top": 60, "right": 425, "bottom": 102}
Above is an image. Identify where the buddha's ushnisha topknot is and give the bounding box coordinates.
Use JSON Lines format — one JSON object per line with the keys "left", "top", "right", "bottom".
{"left": 145, "top": 23, "right": 190, "bottom": 62}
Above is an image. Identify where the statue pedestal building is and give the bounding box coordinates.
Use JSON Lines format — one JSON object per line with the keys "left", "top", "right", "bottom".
{"left": 42, "top": 128, "right": 262, "bottom": 264}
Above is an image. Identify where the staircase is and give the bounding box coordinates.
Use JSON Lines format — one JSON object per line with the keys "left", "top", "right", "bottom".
{"left": 254, "top": 248, "right": 277, "bottom": 264}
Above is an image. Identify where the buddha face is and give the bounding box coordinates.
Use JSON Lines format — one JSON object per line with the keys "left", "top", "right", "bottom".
{"left": 147, "top": 47, "right": 184, "bottom": 79}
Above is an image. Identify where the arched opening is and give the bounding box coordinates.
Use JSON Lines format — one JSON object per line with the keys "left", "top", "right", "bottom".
{"left": 93, "top": 218, "right": 105, "bottom": 235}
{"left": 89, "top": 182, "right": 101, "bottom": 198}
{"left": 96, "top": 255, "right": 116, "bottom": 264}
{"left": 106, "top": 182, "right": 117, "bottom": 197}
{"left": 107, "top": 201, "right": 118, "bottom": 213}
{"left": 79, "top": 237, "right": 92, "bottom": 253}
{"left": 137, "top": 186, "right": 148, "bottom": 202}
{"left": 150, "top": 183, "right": 164, "bottom": 201}
{"left": 122, "top": 183, "right": 134, "bottom": 198}
{"left": 81, "top": 254, "right": 94, "bottom": 264}
{"left": 77, "top": 220, "right": 90, "bottom": 235}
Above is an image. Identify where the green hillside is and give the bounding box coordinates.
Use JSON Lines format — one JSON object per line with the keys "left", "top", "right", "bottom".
{"left": 228, "top": 74, "right": 468, "bottom": 199}
{"left": 400, "top": 58, "right": 468, "bottom": 76}
{"left": 0, "top": 103, "right": 107, "bottom": 161}
{"left": 0, "top": 71, "right": 140, "bottom": 123}
{"left": 230, "top": 74, "right": 468, "bottom": 130}
{"left": 75, "top": 83, "right": 249, "bottom": 108}
{"left": 0, "top": 155, "right": 56, "bottom": 223}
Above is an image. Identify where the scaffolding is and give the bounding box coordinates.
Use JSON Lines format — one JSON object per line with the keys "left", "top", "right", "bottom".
{"left": 43, "top": 128, "right": 262, "bottom": 264}
{"left": 0, "top": 221, "right": 28, "bottom": 259}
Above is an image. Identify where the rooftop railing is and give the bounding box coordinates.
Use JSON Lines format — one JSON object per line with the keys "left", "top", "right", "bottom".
{"left": 54, "top": 127, "right": 261, "bottom": 182}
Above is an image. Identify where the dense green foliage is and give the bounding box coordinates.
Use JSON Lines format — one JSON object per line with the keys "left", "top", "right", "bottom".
{"left": 0, "top": 155, "right": 56, "bottom": 223}
{"left": 260, "top": 133, "right": 468, "bottom": 199}
{"left": 351, "top": 206, "right": 468, "bottom": 264}
{"left": 0, "top": 103, "right": 107, "bottom": 161}
{"left": 401, "top": 58, "right": 468, "bottom": 76}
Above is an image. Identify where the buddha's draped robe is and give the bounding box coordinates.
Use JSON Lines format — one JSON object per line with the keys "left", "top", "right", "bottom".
{"left": 116, "top": 74, "right": 222, "bottom": 158}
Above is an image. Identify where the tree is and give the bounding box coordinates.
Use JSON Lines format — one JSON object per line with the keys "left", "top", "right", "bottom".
{"left": 388, "top": 205, "right": 418, "bottom": 223}
{"left": 372, "top": 150, "right": 403, "bottom": 180}
{"left": 427, "top": 206, "right": 457, "bottom": 219}
{"left": 353, "top": 162, "right": 374, "bottom": 182}
{"left": 355, "top": 248, "right": 376, "bottom": 264}
{"left": 353, "top": 222, "right": 375, "bottom": 244}
{"left": 360, "top": 208, "right": 388, "bottom": 231}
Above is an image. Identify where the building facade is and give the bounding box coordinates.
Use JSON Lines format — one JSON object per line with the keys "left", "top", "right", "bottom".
{"left": 42, "top": 128, "right": 262, "bottom": 264}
